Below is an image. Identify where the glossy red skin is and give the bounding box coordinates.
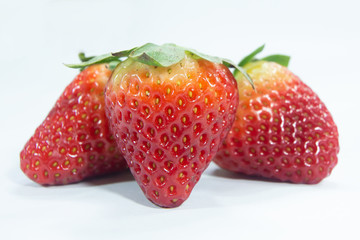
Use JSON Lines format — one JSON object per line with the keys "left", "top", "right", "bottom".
{"left": 105, "top": 56, "right": 239, "bottom": 207}
{"left": 214, "top": 61, "right": 339, "bottom": 184}
{"left": 20, "top": 64, "right": 127, "bottom": 185}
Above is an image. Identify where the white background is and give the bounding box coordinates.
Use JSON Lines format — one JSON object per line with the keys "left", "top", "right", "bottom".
{"left": 1, "top": 0, "right": 359, "bottom": 239}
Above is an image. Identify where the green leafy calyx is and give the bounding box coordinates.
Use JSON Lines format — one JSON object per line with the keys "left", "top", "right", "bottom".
{"left": 65, "top": 43, "right": 254, "bottom": 88}
{"left": 65, "top": 53, "right": 120, "bottom": 71}
{"left": 238, "top": 44, "right": 290, "bottom": 67}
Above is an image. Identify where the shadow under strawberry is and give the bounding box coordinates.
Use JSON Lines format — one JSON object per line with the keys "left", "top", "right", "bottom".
{"left": 208, "top": 168, "right": 284, "bottom": 183}
{"left": 84, "top": 170, "right": 159, "bottom": 208}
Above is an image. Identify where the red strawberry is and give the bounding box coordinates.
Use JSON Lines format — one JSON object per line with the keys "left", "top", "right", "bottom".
{"left": 103, "top": 43, "right": 243, "bottom": 207}
{"left": 20, "top": 63, "right": 127, "bottom": 185}
{"left": 214, "top": 46, "right": 339, "bottom": 184}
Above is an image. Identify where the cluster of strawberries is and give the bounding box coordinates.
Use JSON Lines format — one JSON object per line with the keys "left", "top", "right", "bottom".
{"left": 20, "top": 44, "right": 339, "bottom": 208}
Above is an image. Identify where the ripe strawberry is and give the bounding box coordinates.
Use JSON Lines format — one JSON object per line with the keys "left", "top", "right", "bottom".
{"left": 102, "top": 43, "right": 246, "bottom": 207}
{"left": 20, "top": 63, "right": 127, "bottom": 185}
{"left": 214, "top": 46, "right": 339, "bottom": 184}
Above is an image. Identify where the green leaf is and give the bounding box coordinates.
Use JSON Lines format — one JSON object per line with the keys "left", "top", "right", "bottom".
{"left": 65, "top": 53, "right": 119, "bottom": 69}
{"left": 238, "top": 44, "right": 265, "bottom": 67}
{"left": 223, "top": 59, "right": 255, "bottom": 89}
{"left": 78, "top": 52, "right": 94, "bottom": 62}
{"left": 128, "top": 43, "right": 185, "bottom": 67}
{"left": 112, "top": 47, "right": 137, "bottom": 58}
{"left": 262, "top": 54, "right": 290, "bottom": 67}
{"left": 184, "top": 48, "right": 223, "bottom": 64}
{"left": 108, "top": 60, "right": 121, "bottom": 70}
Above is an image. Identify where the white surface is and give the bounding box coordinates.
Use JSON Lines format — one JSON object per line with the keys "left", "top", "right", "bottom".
{"left": 1, "top": 0, "right": 359, "bottom": 239}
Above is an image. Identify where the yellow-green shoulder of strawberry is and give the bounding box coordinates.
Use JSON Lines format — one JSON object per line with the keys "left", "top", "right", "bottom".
{"left": 235, "top": 60, "right": 294, "bottom": 89}
{"left": 234, "top": 45, "right": 291, "bottom": 89}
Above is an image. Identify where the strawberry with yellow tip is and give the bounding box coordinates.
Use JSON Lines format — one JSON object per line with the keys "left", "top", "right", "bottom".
{"left": 214, "top": 45, "right": 339, "bottom": 184}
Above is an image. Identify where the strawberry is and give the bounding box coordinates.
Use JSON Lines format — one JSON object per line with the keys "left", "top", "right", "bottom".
{"left": 214, "top": 46, "right": 339, "bottom": 184}
{"left": 82, "top": 43, "right": 248, "bottom": 207}
{"left": 20, "top": 62, "right": 127, "bottom": 185}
